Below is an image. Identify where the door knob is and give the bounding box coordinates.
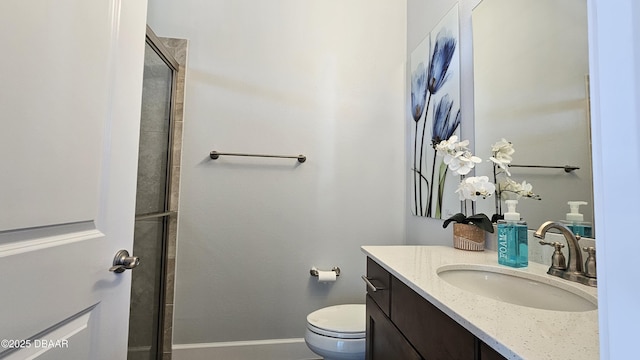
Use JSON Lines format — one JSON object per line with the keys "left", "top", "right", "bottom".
{"left": 109, "top": 249, "right": 140, "bottom": 273}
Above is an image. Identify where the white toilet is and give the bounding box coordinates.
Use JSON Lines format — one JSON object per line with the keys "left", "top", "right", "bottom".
{"left": 304, "top": 304, "right": 366, "bottom": 360}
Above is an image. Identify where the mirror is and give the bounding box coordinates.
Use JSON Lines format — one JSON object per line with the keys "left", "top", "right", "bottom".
{"left": 472, "top": 0, "right": 594, "bottom": 237}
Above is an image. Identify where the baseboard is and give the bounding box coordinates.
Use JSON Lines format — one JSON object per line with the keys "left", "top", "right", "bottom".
{"left": 172, "top": 338, "right": 321, "bottom": 360}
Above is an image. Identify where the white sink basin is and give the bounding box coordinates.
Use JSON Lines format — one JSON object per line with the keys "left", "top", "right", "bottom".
{"left": 437, "top": 264, "right": 597, "bottom": 312}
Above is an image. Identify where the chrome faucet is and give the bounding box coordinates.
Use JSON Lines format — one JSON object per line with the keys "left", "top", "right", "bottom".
{"left": 534, "top": 221, "right": 597, "bottom": 287}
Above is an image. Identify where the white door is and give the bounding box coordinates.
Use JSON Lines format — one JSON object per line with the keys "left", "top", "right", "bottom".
{"left": 0, "top": 0, "right": 148, "bottom": 359}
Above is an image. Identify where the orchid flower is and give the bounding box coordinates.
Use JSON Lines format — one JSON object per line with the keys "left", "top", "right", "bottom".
{"left": 499, "top": 178, "right": 541, "bottom": 200}
{"left": 436, "top": 135, "right": 482, "bottom": 175}
{"left": 446, "top": 152, "right": 482, "bottom": 175}
{"left": 489, "top": 138, "right": 514, "bottom": 176}
{"left": 455, "top": 176, "right": 496, "bottom": 201}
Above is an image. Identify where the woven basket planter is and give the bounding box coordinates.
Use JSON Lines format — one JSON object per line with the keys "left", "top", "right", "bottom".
{"left": 452, "top": 223, "right": 485, "bottom": 251}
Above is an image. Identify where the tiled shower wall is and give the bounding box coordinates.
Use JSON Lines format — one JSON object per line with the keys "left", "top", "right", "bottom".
{"left": 160, "top": 37, "right": 188, "bottom": 360}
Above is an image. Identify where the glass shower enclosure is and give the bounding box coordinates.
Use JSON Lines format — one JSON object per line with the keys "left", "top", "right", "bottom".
{"left": 127, "top": 28, "right": 179, "bottom": 360}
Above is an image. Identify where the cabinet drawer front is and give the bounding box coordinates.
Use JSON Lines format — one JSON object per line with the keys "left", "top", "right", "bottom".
{"left": 480, "top": 341, "right": 507, "bottom": 360}
{"left": 391, "top": 277, "right": 476, "bottom": 360}
{"left": 366, "top": 257, "right": 391, "bottom": 316}
{"left": 366, "top": 295, "right": 422, "bottom": 360}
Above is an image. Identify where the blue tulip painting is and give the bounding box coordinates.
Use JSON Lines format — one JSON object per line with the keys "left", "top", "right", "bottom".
{"left": 409, "top": 4, "right": 461, "bottom": 219}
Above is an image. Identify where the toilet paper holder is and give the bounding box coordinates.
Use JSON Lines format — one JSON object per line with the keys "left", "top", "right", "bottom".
{"left": 310, "top": 267, "right": 341, "bottom": 277}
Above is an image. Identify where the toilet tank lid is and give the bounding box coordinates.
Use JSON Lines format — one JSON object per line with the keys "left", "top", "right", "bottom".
{"left": 306, "top": 304, "right": 365, "bottom": 333}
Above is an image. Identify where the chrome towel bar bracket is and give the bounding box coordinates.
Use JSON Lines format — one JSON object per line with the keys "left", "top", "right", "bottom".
{"left": 210, "top": 150, "right": 306, "bottom": 163}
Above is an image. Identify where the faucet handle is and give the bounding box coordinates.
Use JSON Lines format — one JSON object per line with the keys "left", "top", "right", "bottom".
{"left": 582, "top": 246, "right": 597, "bottom": 278}
{"left": 538, "top": 240, "right": 564, "bottom": 253}
{"left": 539, "top": 240, "right": 564, "bottom": 249}
{"left": 539, "top": 241, "right": 567, "bottom": 270}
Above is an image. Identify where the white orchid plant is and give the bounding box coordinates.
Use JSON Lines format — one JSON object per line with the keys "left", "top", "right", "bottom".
{"left": 436, "top": 135, "right": 482, "bottom": 176}
{"left": 436, "top": 136, "right": 541, "bottom": 232}
{"left": 488, "top": 138, "right": 541, "bottom": 215}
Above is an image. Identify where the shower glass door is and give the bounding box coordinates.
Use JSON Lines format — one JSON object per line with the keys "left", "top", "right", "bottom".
{"left": 128, "top": 33, "right": 177, "bottom": 360}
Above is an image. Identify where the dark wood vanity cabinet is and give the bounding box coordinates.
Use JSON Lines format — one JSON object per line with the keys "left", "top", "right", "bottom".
{"left": 479, "top": 342, "right": 508, "bottom": 360}
{"left": 366, "top": 295, "right": 422, "bottom": 359}
{"left": 365, "top": 257, "right": 507, "bottom": 360}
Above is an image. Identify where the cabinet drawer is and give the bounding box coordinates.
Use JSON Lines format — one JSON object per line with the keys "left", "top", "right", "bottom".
{"left": 366, "top": 295, "right": 422, "bottom": 360}
{"left": 365, "top": 257, "right": 391, "bottom": 316}
{"left": 391, "top": 276, "right": 476, "bottom": 360}
{"left": 480, "top": 341, "right": 507, "bottom": 360}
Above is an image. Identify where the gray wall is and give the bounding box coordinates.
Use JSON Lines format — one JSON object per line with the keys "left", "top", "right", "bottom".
{"left": 147, "top": 0, "right": 407, "bottom": 344}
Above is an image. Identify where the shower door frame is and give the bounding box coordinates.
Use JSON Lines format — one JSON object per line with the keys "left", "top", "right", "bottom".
{"left": 129, "top": 26, "right": 180, "bottom": 360}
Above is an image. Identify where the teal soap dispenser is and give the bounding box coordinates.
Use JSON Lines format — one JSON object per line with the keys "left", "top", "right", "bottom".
{"left": 561, "top": 201, "right": 593, "bottom": 238}
{"left": 497, "top": 200, "right": 528, "bottom": 268}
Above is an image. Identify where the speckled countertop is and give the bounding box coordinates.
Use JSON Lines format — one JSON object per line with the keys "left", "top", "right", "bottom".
{"left": 361, "top": 246, "right": 599, "bottom": 360}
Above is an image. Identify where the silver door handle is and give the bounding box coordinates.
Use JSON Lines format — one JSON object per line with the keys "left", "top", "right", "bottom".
{"left": 109, "top": 249, "right": 140, "bottom": 273}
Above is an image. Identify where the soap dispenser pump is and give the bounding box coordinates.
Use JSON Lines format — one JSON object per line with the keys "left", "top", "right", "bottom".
{"left": 561, "top": 201, "right": 592, "bottom": 237}
{"left": 497, "top": 200, "right": 528, "bottom": 268}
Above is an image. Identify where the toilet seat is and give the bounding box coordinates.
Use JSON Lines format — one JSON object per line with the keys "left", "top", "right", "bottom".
{"left": 306, "top": 304, "right": 366, "bottom": 339}
{"left": 307, "top": 323, "right": 365, "bottom": 339}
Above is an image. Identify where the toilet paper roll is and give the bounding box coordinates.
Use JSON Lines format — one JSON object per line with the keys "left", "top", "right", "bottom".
{"left": 317, "top": 270, "right": 337, "bottom": 282}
